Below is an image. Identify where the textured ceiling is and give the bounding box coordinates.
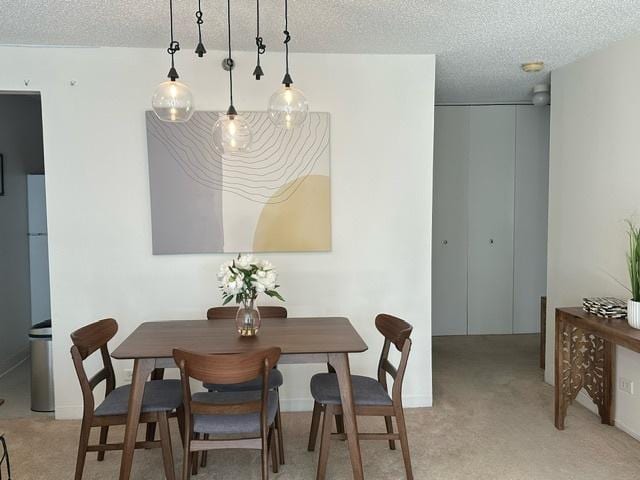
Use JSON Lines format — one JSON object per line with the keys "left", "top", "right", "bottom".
{"left": 2, "top": 1, "right": 640, "bottom": 102}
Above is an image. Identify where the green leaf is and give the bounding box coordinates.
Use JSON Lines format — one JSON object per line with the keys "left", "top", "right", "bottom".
{"left": 222, "top": 295, "right": 234, "bottom": 306}
{"left": 266, "top": 290, "right": 285, "bottom": 302}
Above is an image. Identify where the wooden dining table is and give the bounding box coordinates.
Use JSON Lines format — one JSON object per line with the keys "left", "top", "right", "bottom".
{"left": 111, "top": 316, "right": 369, "bottom": 480}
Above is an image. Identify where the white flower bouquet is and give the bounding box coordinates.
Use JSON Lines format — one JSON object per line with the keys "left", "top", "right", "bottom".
{"left": 218, "top": 254, "right": 284, "bottom": 306}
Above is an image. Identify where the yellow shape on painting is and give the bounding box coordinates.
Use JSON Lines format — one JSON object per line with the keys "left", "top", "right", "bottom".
{"left": 253, "top": 175, "right": 331, "bottom": 252}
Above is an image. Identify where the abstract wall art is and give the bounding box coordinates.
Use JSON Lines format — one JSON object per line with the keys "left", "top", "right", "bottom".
{"left": 146, "top": 111, "right": 331, "bottom": 254}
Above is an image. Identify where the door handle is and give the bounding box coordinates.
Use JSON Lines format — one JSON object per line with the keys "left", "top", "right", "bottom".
{"left": 442, "top": 240, "right": 448, "bottom": 245}
{"left": 489, "top": 238, "right": 494, "bottom": 245}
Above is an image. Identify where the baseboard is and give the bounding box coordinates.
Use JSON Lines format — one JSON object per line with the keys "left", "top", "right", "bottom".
{"left": 0, "top": 347, "right": 30, "bottom": 378}
{"left": 575, "top": 391, "right": 640, "bottom": 442}
{"left": 281, "top": 394, "right": 433, "bottom": 413}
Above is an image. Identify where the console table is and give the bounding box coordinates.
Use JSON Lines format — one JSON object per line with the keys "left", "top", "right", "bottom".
{"left": 554, "top": 307, "right": 640, "bottom": 430}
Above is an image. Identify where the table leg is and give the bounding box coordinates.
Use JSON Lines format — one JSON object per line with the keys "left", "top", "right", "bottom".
{"left": 554, "top": 313, "right": 567, "bottom": 430}
{"left": 119, "top": 358, "right": 155, "bottom": 480}
{"left": 328, "top": 353, "right": 364, "bottom": 480}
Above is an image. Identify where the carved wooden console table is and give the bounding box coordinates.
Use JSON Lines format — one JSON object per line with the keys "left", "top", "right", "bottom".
{"left": 554, "top": 307, "right": 640, "bottom": 430}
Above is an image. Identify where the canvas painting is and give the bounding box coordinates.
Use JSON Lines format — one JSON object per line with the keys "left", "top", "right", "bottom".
{"left": 146, "top": 111, "right": 331, "bottom": 254}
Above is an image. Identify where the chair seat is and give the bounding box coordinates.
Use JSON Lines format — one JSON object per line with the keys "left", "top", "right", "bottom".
{"left": 310, "top": 373, "right": 393, "bottom": 406}
{"left": 192, "top": 390, "right": 279, "bottom": 436}
{"left": 94, "top": 380, "right": 183, "bottom": 417}
{"left": 203, "top": 368, "right": 283, "bottom": 392}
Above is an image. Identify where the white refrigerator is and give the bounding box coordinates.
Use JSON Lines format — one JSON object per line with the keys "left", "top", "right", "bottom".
{"left": 28, "top": 174, "right": 51, "bottom": 326}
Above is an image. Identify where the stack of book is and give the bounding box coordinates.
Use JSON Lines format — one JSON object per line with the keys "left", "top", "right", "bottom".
{"left": 582, "top": 297, "right": 627, "bottom": 319}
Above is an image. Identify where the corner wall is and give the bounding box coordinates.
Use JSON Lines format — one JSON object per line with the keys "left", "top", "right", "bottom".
{"left": 546, "top": 34, "right": 640, "bottom": 439}
{"left": 0, "top": 46, "right": 435, "bottom": 418}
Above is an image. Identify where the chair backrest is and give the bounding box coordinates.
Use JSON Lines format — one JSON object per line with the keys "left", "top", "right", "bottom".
{"left": 375, "top": 314, "right": 413, "bottom": 404}
{"left": 173, "top": 347, "right": 281, "bottom": 435}
{"left": 206, "top": 305, "right": 288, "bottom": 320}
{"left": 70, "top": 318, "right": 118, "bottom": 417}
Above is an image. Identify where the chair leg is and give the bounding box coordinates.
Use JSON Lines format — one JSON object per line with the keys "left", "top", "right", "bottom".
{"left": 270, "top": 427, "right": 278, "bottom": 474}
{"left": 191, "top": 433, "right": 199, "bottom": 476}
{"left": 176, "top": 405, "right": 186, "bottom": 446}
{"left": 200, "top": 435, "right": 209, "bottom": 468}
{"left": 316, "top": 404, "right": 333, "bottom": 480}
{"left": 308, "top": 401, "right": 322, "bottom": 452}
{"left": 261, "top": 426, "right": 269, "bottom": 480}
{"left": 384, "top": 416, "right": 396, "bottom": 450}
{"left": 158, "top": 412, "right": 176, "bottom": 480}
{"left": 74, "top": 419, "right": 91, "bottom": 480}
{"left": 0, "top": 435, "right": 11, "bottom": 480}
{"left": 395, "top": 407, "right": 413, "bottom": 480}
{"left": 334, "top": 413, "right": 345, "bottom": 436}
{"left": 275, "top": 393, "right": 285, "bottom": 465}
{"left": 97, "top": 426, "right": 109, "bottom": 461}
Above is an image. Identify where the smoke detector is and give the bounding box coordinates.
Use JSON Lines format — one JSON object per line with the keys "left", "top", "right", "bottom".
{"left": 521, "top": 61, "right": 545, "bottom": 73}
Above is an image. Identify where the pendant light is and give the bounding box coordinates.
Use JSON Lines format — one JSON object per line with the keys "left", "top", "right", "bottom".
{"left": 212, "top": 0, "right": 252, "bottom": 154}
{"left": 152, "top": 0, "right": 194, "bottom": 123}
{"left": 194, "top": 0, "right": 206, "bottom": 57}
{"left": 268, "top": 0, "right": 308, "bottom": 129}
{"left": 253, "top": 0, "right": 266, "bottom": 80}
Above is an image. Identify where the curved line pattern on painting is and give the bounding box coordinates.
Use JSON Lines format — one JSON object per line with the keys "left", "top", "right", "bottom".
{"left": 147, "top": 111, "right": 330, "bottom": 204}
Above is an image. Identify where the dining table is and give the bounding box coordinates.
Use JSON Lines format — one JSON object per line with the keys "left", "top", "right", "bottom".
{"left": 111, "top": 316, "right": 369, "bottom": 480}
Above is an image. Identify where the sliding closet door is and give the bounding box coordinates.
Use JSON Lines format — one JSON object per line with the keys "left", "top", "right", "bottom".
{"left": 513, "top": 105, "right": 550, "bottom": 333}
{"left": 432, "top": 106, "right": 469, "bottom": 336}
{"left": 467, "top": 106, "right": 515, "bottom": 335}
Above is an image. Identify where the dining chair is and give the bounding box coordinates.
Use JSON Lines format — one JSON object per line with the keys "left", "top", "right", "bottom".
{"left": 70, "top": 318, "right": 183, "bottom": 480}
{"left": 307, "top": 313, "right": 414, "bottom": 480}
{"left": 173, "top": 347, "right": 282, "bottom": 480}
{"left": 199, "top": 305, "right": 286, "bottom": 470}
{"left": 0, "top": 399, "right": 10, "bottom": 480}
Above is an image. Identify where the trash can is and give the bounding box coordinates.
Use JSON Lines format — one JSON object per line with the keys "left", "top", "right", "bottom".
{"left": 30, "top": 319, "right": 54, "bottom": 412}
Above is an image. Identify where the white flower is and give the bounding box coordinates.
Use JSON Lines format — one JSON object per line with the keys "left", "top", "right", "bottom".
{"left": 235, "top": 254, "right": 255, "bottom": 270}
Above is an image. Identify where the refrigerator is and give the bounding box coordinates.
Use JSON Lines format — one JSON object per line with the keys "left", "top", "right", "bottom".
{"left": 28, "top": 174, "right": 51, "bottom": 326}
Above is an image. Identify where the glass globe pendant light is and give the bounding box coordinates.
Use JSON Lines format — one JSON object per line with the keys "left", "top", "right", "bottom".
{"left": 268, "top": 0, "right": 308, "bottom": 129}
{"left": 151, "top": 0, "right": 194, "bottom": 123}
{"left": 212, "top": 0, "right": 252, "bottom": 154}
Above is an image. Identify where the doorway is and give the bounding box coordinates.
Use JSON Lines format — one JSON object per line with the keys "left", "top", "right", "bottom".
{"left": 0, "top": 92, "right": 51, "bottom": 418}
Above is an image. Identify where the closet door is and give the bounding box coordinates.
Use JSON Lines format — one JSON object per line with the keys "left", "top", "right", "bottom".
{"left": 467, "top": 106, "right": 515, "bottom": 335}
{"left": 513, "top": 105, "right": 550, "bottom": 333}
{"left": 432, "top": 106, "right": 469, "bottom": 336}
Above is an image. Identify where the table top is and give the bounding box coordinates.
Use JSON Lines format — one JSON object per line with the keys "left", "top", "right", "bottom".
{"left": 557, "top": 307, "right": 640, "bottom": 353}
{"left": 112, "top": 317, "right": 368, "bottom": 359}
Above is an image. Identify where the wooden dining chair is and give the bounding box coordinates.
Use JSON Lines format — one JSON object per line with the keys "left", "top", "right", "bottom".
{"left": 70, "top": 318, "right": 183, "bottom": 480}
{"left": 199, "top": 305, "right": 286, "bottom": 469}
{"left": 307, "top": 314, "right": 414, "bottom": 480}
{"left": 0, "top": 399, "right": 11, "bottom": 480}
{"left": 173, "top": 347, "right": 282, "bottom": 480}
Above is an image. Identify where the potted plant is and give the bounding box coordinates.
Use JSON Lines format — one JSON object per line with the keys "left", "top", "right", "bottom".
{"left": 627, "top": 221, "right": 640, "bottom": 329}
{"left": 218, "top": 254, "right": 284, "bottom": 336}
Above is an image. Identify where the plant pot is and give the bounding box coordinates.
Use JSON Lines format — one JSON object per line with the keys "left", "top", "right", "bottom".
{"left": 627, "top": 300, "right": 640, "bottom": 329}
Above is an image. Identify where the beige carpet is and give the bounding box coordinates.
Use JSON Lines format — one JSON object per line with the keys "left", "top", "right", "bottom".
{"left": 2, "top": 334, "right": 640, "bottom": 479}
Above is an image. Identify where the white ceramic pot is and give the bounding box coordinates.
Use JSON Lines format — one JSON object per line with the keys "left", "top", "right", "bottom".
{"left": 627, "top": 300, "right": 640, "bottom": 329}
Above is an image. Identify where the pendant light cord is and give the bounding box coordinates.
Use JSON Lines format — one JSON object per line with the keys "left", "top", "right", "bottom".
{"left": 284, "top": 0, "right": 290, "bottom": 76}
{"left": 227, "top": 0, "right": 234, "bottom": 108}
{"left": 166, "top": 0, "right": 180, "bottom": 79}
{"left": 255, "top": 0, "right": 266, "bottom": 63}
{"left": 196, "top": 0, "right": 204, "bottom": 44}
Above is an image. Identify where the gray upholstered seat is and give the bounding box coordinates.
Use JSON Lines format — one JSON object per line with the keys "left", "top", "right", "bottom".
{"left": 191, "top": 390, "right": 279, "bottom": 436}
{"left": 203, "top": 368, "right": 283, "bottom": 392}
{"left": 310, "top": 373, "right": 393, "bottom": 406}
{"left": 94, "top": 380, "right": 183, "bottom": 417}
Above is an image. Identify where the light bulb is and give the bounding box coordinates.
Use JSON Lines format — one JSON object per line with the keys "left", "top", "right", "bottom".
{"left": 212, "top": 112, "right": 252, "bottom": 154}
{"left": 152, "top": 80, "right": 195, "bottom": 122}
{"left": 268, "top": 85, "right": 308, "bottom": 129}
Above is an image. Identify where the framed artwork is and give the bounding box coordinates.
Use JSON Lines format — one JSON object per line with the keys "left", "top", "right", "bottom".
{"left": 0, "top": 154, "right": 4, "bottom": 196}
{"left": 146, "top": 111, "right": 331, "bottom": 254}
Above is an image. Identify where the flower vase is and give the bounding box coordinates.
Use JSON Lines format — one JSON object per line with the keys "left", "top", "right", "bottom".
{"left": 628, "top": 300, "right": 640, "bottom": 329}
{"left": 236, "top": 298, "right": 261, "bottom": 336}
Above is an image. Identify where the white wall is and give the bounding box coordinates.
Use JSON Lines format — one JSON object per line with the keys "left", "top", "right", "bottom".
{"left": 546, "top": 34, "right": 640, "bottom": 439}
{"left": 0, "top": 94, "right": 44, "bottom": 375}
{"left": 0, "top": 46, "right": 435, "bottom": 419}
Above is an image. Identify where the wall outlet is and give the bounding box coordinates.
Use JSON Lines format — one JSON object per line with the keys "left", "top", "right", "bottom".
{"left": 124, "top": 368, "right": 133, "bottom": 382}
{"left": 619, "top": 377, "right": 634, "bottom": 395}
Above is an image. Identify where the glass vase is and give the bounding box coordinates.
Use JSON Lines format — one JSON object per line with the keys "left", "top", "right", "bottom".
{"left": 236, "top": 298, "right": 261, "bottom": 336}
